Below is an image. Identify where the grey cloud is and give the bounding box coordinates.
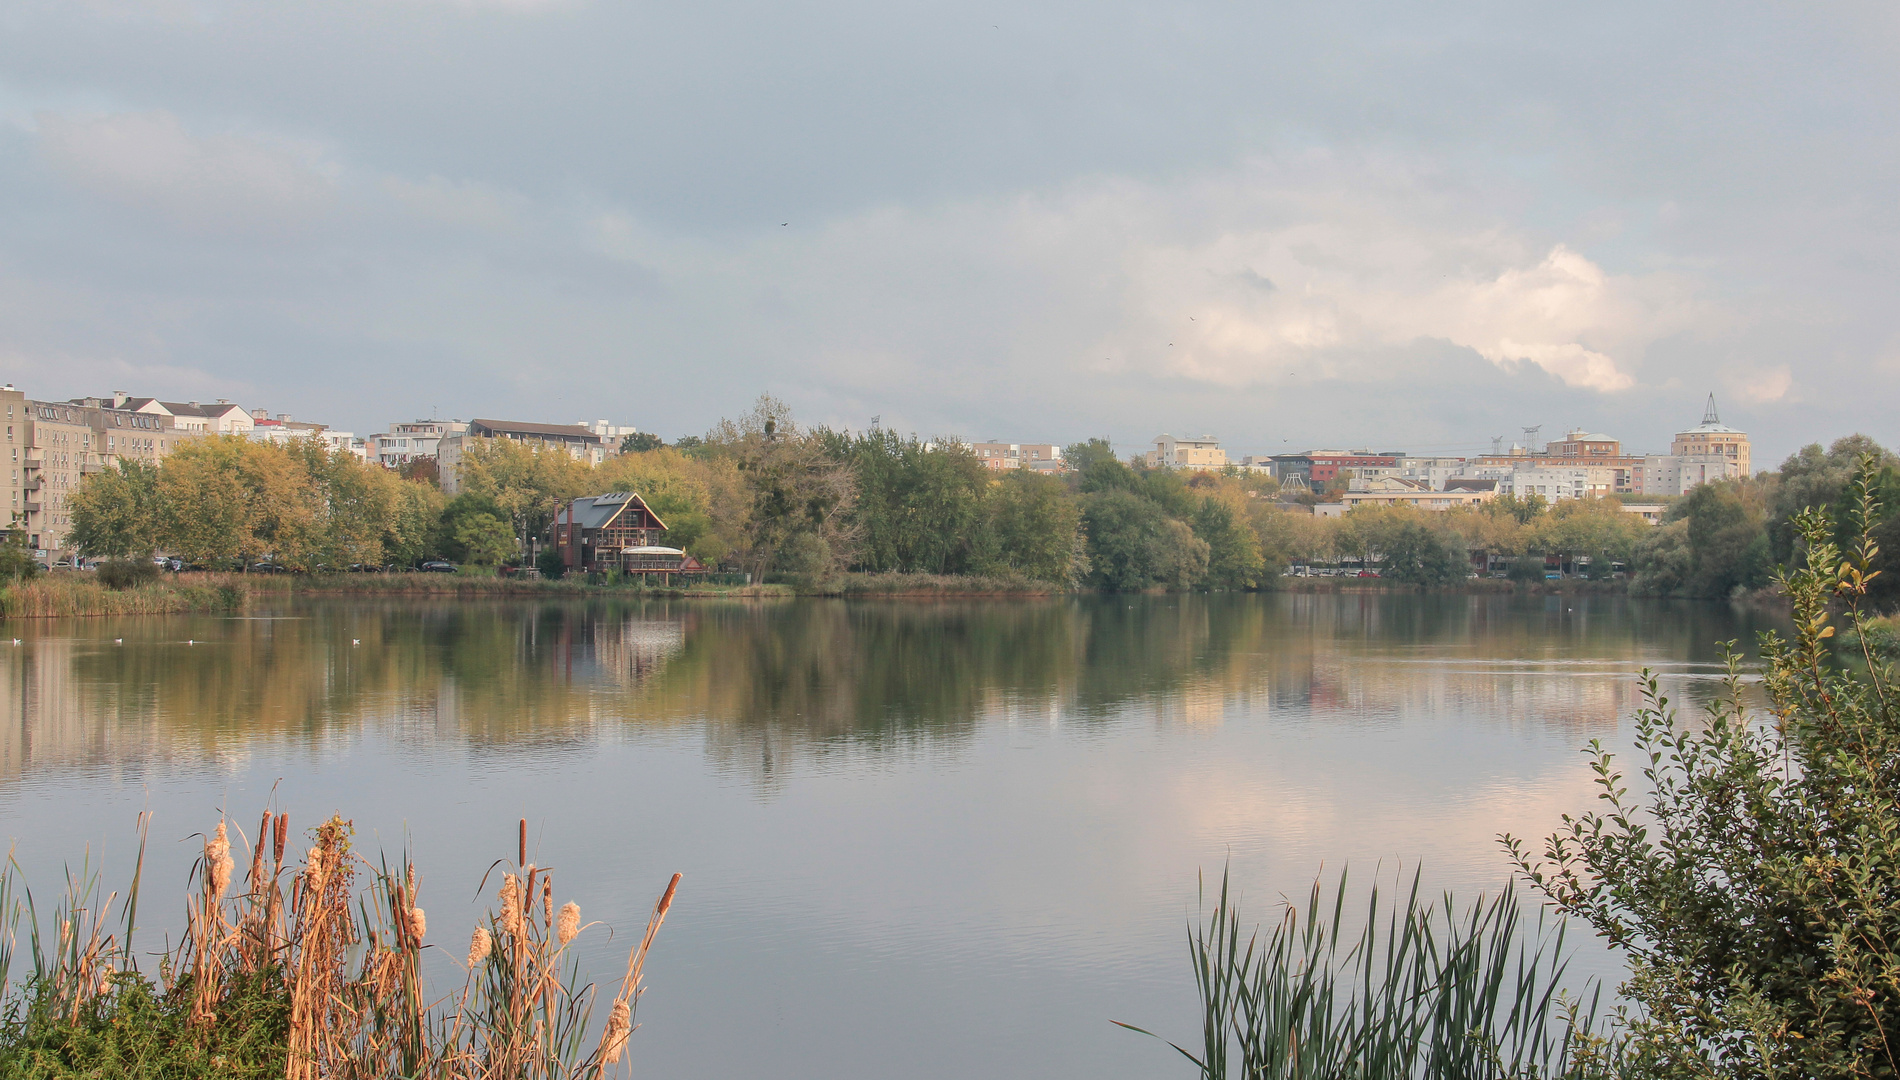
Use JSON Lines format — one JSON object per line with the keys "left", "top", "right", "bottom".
{"left": 0, "top": 0, "right": 1894, "bottom": 462}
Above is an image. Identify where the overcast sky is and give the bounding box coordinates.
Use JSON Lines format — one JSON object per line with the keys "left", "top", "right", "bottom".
{"left": 1, "top": 0, "right": 1895, "bottom": 465}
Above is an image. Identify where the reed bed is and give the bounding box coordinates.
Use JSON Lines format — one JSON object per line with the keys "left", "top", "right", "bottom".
{"left": 0, "top": 576, "right": 244, "bottom": 618}
{"left": 0, "top": 811, "right": 680, "bottom": 1079}
{"left": 1119, "top": 868, "right": 1617, "bottom": 1080}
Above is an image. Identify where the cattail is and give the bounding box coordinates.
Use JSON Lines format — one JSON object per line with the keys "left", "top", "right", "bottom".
{"left": 557, "top": 902, "right": 580, "bottom": 944}
{"left": 600, "top": 1000, "right": 631, "bottom": 1064}
{"left": 272, "top": 812, "right": 288, "bottom": 867}
{"left": 408, "top": 906, "right": 427, "bottom": 942}
{"left": 206, "top": 820, "right": 234, "bottom": 898}
{"left": 500, "top": 874, "right": 524, "bottom": 938}
{"left": 468, "top": 925, "right": 492, "bottom": 966}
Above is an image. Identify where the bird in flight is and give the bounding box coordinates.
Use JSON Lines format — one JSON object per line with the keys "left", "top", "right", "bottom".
{"left": 780, "top": 222, "right": 789, "bottom": 227}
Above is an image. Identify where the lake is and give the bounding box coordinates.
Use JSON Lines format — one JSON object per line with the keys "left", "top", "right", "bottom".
{"left": 0, "top": 592, "right": 1779, "bottom": 1078}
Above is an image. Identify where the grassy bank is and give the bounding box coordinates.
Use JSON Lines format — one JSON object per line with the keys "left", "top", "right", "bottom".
{"left": 0, "top": 575, "right": 244, "bottom": 618}
{"left": 0, "top": 809, "right": 679, "bottom": 1079}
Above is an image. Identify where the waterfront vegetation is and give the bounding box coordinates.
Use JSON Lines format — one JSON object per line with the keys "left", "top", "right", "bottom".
{"left": 0, "top": 814, "right": 680, "bottom": 1079}
{"left": 57, "top": 396, "right": 1900, "bottom": 603}
{"left": 1124, "top": 458, "right": 1900, "bottom": 1077}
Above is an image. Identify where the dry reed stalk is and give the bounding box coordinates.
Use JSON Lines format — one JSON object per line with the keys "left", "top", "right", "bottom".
{"left": 286, "top": 816, "right": 357, "bottom": 1080}
{"left": 594, "top": 872, "right": 682, "bottom": 1073}
{"left": 557, "top": 903, "right": 580, "bottom": 946}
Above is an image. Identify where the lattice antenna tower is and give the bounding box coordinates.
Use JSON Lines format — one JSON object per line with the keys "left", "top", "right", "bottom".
{"left": 1490, "top": 435, "right": 1505, "bottom": 455}
{"left": 1702, "top": 394, "right": 1720, "bottom": 425}
{"left": 1520, "top": 425, "right": 1542, "bottom": 454}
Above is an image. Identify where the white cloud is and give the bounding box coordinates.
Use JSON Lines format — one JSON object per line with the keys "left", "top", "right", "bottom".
{"left": 34, "top": 110, "right": 334, "bottom": 230}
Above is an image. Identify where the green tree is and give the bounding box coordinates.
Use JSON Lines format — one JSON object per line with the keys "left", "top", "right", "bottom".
{"left": 982, "top": 470, "right": 1085, "bottom": 583}
{"left": 619, "top": 432, "right": 664, "bottom": 453}
{"left": 707, "top": 396, "right": 856, "bottom": 580}
{"left": 436, "top": 493, "right": 510, "bottom": 563}
{"left": 1633, "top": 480, "right": 1773, "bottom": 597}
{"left": 1509, "top": 458, "right": 1900, "bottom": 1076}
{"left": 1062, "top": 438, "right": 1119, "bottom": 476}
{"left": 0, "top": 532, "right": 40, "bottom": 583}
{"left": 386, "top": 480, "right": 447, "bottom": 567}
{"left": 1083, "top": 489, "right": 1207, "bottom": 590}
{"left": 68, "top": 459, "right": 163, "bottom": 558}
{"left": 840, "top": 430, "right": 991, "bottom": 574}
{"left": 1379, "top": 521, "right": 1467, "bottom": 585}
{"left": 454, "top": 512, "right": 516, "bottom": 566}
{"left": 1192, "top": 497, "right": 1264, "bottom": 590}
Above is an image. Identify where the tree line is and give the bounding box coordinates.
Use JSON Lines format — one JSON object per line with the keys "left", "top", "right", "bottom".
{"left": 59, "top": 397, "right": 1900, "bottom": 600}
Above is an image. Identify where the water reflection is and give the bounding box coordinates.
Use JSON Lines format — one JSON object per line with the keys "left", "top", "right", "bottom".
{"left": 0, "top": 594, "right": 1776, "bottom": 787}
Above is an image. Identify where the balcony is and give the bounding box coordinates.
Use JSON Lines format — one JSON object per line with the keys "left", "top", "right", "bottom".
{"left": 23, "top": 501, "right": 40, "bottom": 514}
{"left": 22, "top": 477, "right": 39, "bottom": 492}
{"left": 80, "top": 458, "right": 102, "bottom": 474}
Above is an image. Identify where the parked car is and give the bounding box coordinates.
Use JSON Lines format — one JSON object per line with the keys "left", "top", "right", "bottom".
{"left": 1356, "top": 570, "right": 1380, "bottom": 578}
{"left": 1544, "top": 571, "right": 1564, "bottom": 580}
{"left": 420, "top": 561, "right": 458, "bottom": 573}
{"left": 249, "top": 562, "right": 290, "bottom": 574}
{"left": 347, "top": 563, "right": 385, "bottom": 573}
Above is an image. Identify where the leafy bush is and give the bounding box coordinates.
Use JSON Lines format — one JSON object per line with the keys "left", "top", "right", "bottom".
{"left": 1507, "top": 555, "right": 1548, "bottom": 584}
{"left": 536, "top": 547, "right": 567, "bottom": 580}
{"left": 96, "top": 558, "right": 161, "bottom": 590}
{"left": 0, "top": 534, "right": 39, "bottom": 584}
{"left": 1508, "top": 456, "right": 1900, "bottom": 1075}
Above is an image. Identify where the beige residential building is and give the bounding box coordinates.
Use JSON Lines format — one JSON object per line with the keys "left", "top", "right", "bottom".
{"left": 9, "top": 391, "right": 187, "bottom": 555}
{"left": 1145, "top": 434, "right": 1228, "bottom": 470}
{"left": 1668, "top": 396, "right": 1751, "bottom": 476}
{"left": 971, "top": 442, "right": 1063, "bottom": 471}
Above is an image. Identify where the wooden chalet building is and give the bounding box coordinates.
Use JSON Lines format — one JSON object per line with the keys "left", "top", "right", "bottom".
{"left": 552, "top": 492, "right": 709, "bottom": 576}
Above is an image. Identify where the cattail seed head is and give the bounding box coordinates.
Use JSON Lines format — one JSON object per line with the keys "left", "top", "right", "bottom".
{"left": 557, "top": 902, "right": 580, "bottom": 944}
{"left": 601, "top": 1000, "right": 631, "bottom": 1063}
{"left": 500, "top": 874, "right": 524, "bottom": 938}
{"left": 468, "top": 925, "right": 492, "bottom": 966}
{"left": 206, "top": 820, "right": 234, "bottom": 898}
{"left": 408, "top": 907, "right": 427, "bottom": 942}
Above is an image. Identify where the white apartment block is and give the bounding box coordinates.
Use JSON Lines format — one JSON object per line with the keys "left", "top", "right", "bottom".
{"left": 1455, "top": 464, "right": 1617, "bottom": 501}
{"left": 374, "top": 420, "right": 469, "bottom": 466}
{"left": 1395, "top": 457, "right": 1470, "bottom": 491}
{"left": 1642, "top": 454, "right": 1744, "bottom": 497}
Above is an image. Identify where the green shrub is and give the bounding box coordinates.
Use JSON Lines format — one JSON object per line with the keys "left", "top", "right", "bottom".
{"left": 1507, "top": 555, "right": 1547, "bottom": 584}
{"left": 536, "top": 547, "right": 567, "bottom": 580}
{"left": 0, "top": 535, "right": 39, "bottom": 584}
{"left": 95, "top": 558, "right": 161, "bottom": 590}
{"left": 1507, "top": 455, "right": 1900, "bottom": 1075}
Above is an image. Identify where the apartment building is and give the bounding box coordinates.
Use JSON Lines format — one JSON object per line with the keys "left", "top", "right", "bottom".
{"left": 1339, "top": 477, "right": 1495, "bottom": 510}
{"left": 1269, "top": 451, "right": 1402, "bottom": 489}
{"left": 439, "top": 419, "right": 608, "bottom": 494}
{"left": 1543, "top": 429, "right": 1645, "bottom": 493}
{"left": 374, "top": 420, "right": 469, "bottom": 466}
{"left": 121, "top": 396, "right": 255, "bottom": 435}
{"left": 5, "top": 389, "right": 187, "bottom": 554}
{"left": 972, "top": 442, "right": 1063, "bottom": 472}
{"left": 1146, "top": 434, "right": 1228, "bottom": 470}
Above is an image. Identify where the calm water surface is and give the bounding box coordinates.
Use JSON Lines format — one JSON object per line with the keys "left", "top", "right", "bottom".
{"left": 0, "top": 593, "right": 1779, "bottom": 1078}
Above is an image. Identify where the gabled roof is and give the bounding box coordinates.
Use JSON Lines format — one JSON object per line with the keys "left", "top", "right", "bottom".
{"left": 1445, "top": 478, "right": 1499, "bottom": 492}
{"left": 554, "top": 492, "right": 669, "bottom": 532}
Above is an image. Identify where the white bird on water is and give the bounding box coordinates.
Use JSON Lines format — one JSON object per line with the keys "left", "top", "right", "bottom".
{"left": 187, "top": 639, "right": 194, "bottom": 646}
{"left": 114, "top": 638, "right": 123, "bottom": 644}
{"left": 352, "top": 639, "right": 360, "bottom": 646}
{"left": 10, "top": 639, "right": 18, "bottom": 646}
